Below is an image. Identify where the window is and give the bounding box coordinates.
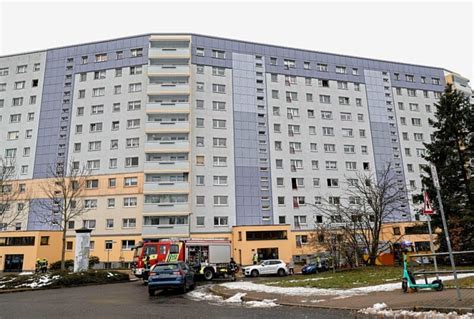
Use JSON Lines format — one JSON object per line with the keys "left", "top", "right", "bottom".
{"left": 405, "top": 74, "right": 414, "bottom": 82}
{"left": 196, "top": 47, "right": 205, "bottom": 56}
{"left": 94, "top": 70, "right": 106, "bottom": 80}
{"left": 212, "top": 101, "right": 226, "bottom": 111}
{"left": 130, "top": 65, "right": 142, "bottom": 75}
{"left": 213, "top": 138, "right": 226, "bottom": 148}
{"left": 396, "top": 87, "right": 402, "bottom": 95}
{"left": 86, "top": 179, "right": 99, "bottom": 189}
{"left": 214, "top": 196, "right": 228, "bottom": 206}
{"left": 322, "top": 127, "right": 334, "bottom": 136}
{"left": 10, "top": 114, "right": 21, "bottom": 123}
{"left": 311, "top": 160, "right": 319, "bottom": 170}
{"left": 196, "top": 65, "right": 204, "bottom": 74}
{"left": 87, "top": 160, "right": 100, "bottom": 170}
{"left": 212, "top": 66, "right": 225, "bottom": 76}
{"left": 110, "top": 139, "right": 118, "bottom": 149}
{"left": 339, "top": 96, "right": 350, "bottom": 105}
{"left": 340, "top": 112, "right": 352, "bottom": 121}
{"left": 337, "top": 81, "right": 348, "bottom": 89}
{"left": 407, "top": 89, "right": 416, "bottom": 97}
{"left": 325, "top": 161, "right": 337, "bottom": 170}
{"left": 212, "top": 49, "right": 225, "bottom": 59}
{"left": 107, "top": 198, "right": 115, "bottom": 208}
{"left": 123, "top": 197, "right": 137, "bottom": 207}
{"left": 129, "top": 83, "right": 142, "bottom": 93}
{"left": 0, "top": 67, "right": 8, "bottom": 76}
{"left": 294, "top": 215, "right": 307, "bottom": 226}
{"left": 212, "top": 84, "right": 226, "bottom": 94}
{"left": 66, "top": 241, "right": 73, "bottom": 250}
{"left": 128, "top": 100, "right": 141, "bottom": 111}
{"left": 125, "top": 157, "right": 139, "bottom": 167}
{"left": 335, "top": 66, "right": 346, "bottom": 74}
{"left": 354, "top": 83, "right": 360, "bottom": 91}
{"left": 108, "top": 178, "right": 116, "bottom": 188}
{"left": 84, "top": 199, "right": 98, "bottom": 209}
{"left": 0, "top": 83, "right": 6, "bottom": 91}
{"left": 130, "top": 48, "right": 143, "bottom": 57}
{"left": 115, "top": 68, "right": 122, "bottom": 77}
{"left": 411, "top": 118, "right": 421, "bottom": 126}
{"left": 213, "top": 156, "right": 227, "bottom": 167}
{"left": 196, "top": 155, "right": 204, "bottom": 165}
{"left": 328, "top": 196, "right": 340, "bottom": 205}
{"left": 14, "top": 81, "right": 25, "bottom": 90}
{"left": 344, "top": 144, "right": 355, "bottom": 153}
{"left": 124, "top": 177, "right": 138, "bottom": 187}
{"left": 91, "top": 104, "right": 104, "bottom": 115}
{"left": 212, "top": 119, "right": 226, "bottom": 129}
{"left": 414, "top": 133, "right": 424, "bottom": 141}
{"left": 12, "top": 97, "right": 23, "bottom": 106}
{"left": 92, "top": 87, "right": 105, "bottom": 97}
{"left": 317, "top": 63, "right": 328, "bottom": 72}
{"left": 109, "top": 158, "right": 117, "bottom": 169}
{"left": 121, "top": 240, "right": 135, "bottom": 250}
{"left": 90, "top": 122, "right": 103, "bottom": 132}
{"left": 324, "top": 144, "right": 336, "bottom": 153}
{"left": 7, "top": 131, "right": 19, "bottom": 140}
{"left": 95, "top": 53, "right": 107, "bottom": 62}
{"left": 114, "top": 85, "right": 122, "bottom": 95}
{"left": 213, "top": 176, "right": 228, "bottom": 186}
{"left": 432, "top": 77, "right": 440, "bottom": 85}
{"left": 127, "top": 119, "right": 140, "bottom": 129}
{"left": 126, "top": 138, "right": 139, "bottom": 148}
{"left": 196, "top": 196, "right": 205, "bottom": 205}
{"left": 409, "top": 103, "right": 419, "bottom": 111}
{"left": 214, "top": 216, "right": 228, "bottom": 226}
{"left": 319, "top": 95, "right": 331, "bottom": 103}
{"left": 17, "top": 65, "right": 27, "bottom": 73}
{"left": 82, "top": 219, "right": 96, "bottom": 229}
{"left": 196, "top": 216, "right": 205, "bottom": 226}
{"left": 283, "top": 59, "right": 296, "bottom": 69}
{"left": 196, "top": 175, "right": 205, "bottom": 186}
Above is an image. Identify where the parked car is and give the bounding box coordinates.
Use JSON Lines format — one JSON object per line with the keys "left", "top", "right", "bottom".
{"left": 243, "top": 260, "right": 288, "bottom": 277}
{"left": 148, "top": 262, "right": 195, "bottom": 296}
{"left": 301, "top": 260, "right": 330, "bottom": 275}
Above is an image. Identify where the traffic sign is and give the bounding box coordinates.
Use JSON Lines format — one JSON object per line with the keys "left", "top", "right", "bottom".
{"left": 430, "top": 163, "right": 440, "bottom": 189}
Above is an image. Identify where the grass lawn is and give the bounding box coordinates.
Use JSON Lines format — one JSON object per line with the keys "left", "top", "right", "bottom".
{"left": 264, "top": 265, "right": 474, "bottom": 289}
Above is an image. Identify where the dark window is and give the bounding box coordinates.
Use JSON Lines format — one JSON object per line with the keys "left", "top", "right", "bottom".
{"left": 393, "top": 227, "right": 401, "bottom": 235}
{"left": 170, "top": 244, "right": 179, "bottom": 254}
{"left": 0, "top": 236, "right": 35, "bottom": 246}
{"left": 415, "top": 241, "right": 431, "bottom": 251}
{"left": 246, "top": 230, "right": 287, "bottom": 241}
{"left": 66, "top": 241, "right": 73, "bottom": 250}
{"left": 278, "top": 216, "right": 286, "bottom": 224}
{"left": 405, "top": 225, "right": 429, "bottom": 235}
{"left": 40, "top": 236, "right": 49, "bottom": 245}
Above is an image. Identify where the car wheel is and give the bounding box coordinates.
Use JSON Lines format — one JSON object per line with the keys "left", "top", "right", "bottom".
{"left": 277, "top": 268, "right": 286, "bottom": 277}
{"left": 251, "top": 269, "right": 259, "bottom": 277}
{"left": 203, "top": 268, "right": 214, "bottom": 281}
{"left": 189, "top": 282, "right": 196, "bottom": 290}
{"left": 432, "top": 280, "right": 444, "bottom": 291}
{"left": 148, "top": 289, "right": 155, "bottom": 296}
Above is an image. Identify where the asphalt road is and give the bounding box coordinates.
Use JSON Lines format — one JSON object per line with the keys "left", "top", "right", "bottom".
{"left": 0, "top": 281, "right": 354, "bottom": 319}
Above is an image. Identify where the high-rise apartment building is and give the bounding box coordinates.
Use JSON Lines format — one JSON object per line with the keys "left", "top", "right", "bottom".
{"left": 0, "top": 34, "right": 469, "bottom": 267}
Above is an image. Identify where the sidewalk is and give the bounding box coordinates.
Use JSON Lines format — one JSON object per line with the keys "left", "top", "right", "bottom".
{"left": 210, "top": 284, "right": 474, "bottom": 313}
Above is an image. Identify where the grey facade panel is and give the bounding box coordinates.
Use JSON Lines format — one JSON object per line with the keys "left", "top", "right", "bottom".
{"left": 33, "top": 35, "right": 149, "bottom": 178}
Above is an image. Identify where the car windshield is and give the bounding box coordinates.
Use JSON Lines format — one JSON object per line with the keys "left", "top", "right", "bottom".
{"left": 153, "top": 264, "right": 178, "bottom": 271}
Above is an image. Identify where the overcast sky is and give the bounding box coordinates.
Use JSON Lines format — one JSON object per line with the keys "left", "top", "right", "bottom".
{"left": 0, "top": 0, "right": 472, "bottom": 80}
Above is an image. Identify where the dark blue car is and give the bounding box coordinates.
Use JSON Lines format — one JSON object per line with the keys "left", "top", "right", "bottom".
{"left": 301, "top": 263, "right": 318, "bottom": 275}
{"left": 148, "top": 262, "right": 195, "bottom": 296}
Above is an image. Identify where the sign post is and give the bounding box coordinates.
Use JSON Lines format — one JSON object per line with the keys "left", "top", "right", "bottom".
{"left": 422, "top": 190, "right": 439, "bottom": 280}
{"left": 429, "top": 163, "right": 461, "bottom": 301}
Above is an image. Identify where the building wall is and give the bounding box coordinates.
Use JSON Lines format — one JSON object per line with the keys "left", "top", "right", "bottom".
{"left": 0, "top": 33, "right": 459, "bottom": 264}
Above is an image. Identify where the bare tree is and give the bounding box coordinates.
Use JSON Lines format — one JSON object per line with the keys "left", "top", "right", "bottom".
{"left": 37, "top": 162, "right": 91, "bottom": 270}
{"left": 0, "top": 157, "right": 29, "bottom": 229}
{"left": 312, "top": 164, "right": 407, "bottom": 266}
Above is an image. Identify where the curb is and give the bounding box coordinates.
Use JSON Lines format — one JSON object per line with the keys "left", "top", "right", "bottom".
{"left": 209, "top": 285, "right": 474, "bottom": 314}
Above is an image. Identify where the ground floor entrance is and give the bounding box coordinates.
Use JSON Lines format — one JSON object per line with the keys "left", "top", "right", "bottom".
{"left": 257, "top": 248, "right": 279, "bottom": 261}
{"left": 4, "top": 254, "right": 24, "bottom": 272}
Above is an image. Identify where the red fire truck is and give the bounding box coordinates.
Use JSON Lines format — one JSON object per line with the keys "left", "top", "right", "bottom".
{"left": 131, "top": 238, "right": 234, "bottom": 281}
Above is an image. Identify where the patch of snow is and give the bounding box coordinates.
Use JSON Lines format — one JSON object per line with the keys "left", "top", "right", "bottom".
{"left": 0, "top": 285, "right": 5, "bottom": 289}
{"left": 310, "top": 299, "right": 326, "bottom": 303}
{"left": 107, "top": 272, "right": 115, "bottom": 278}
{"left": 220, "top": 273, "right": 474, "bottom": 298}
{"left": 18, "top": 272, "right": 33, "bottom": 276}
{"left": 245, "top": 299, "right": 279, "bottom": 308}
{"left": 224, "top": 293, "right": 247, "bottom": 303}
{"left": 186, "top": 288, "right": 224, "bottom": 302}
{"left": 360, "top": 304, "right": 473, "bottom": 319}
{"left": 283, "top": 277, "right": 332, "bottom": 283}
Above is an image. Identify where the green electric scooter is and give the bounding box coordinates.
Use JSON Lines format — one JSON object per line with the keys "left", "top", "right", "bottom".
{"left": 402, "top": 254, "right": 443, "bottom": 293}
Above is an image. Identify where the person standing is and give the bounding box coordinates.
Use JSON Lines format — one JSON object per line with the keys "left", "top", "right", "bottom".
{"left": 288, "top": 259, "right": 295, "bottom": 275}
{"left": 252, "top": 250, "right": 259, "bottom": 265}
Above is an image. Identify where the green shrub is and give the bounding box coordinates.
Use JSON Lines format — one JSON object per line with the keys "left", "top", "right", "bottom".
{"left": 50, "top": 259, "right": 74, "bottom": 270}
{"left": 50, "top": 271, "right": 129, "bottom": 287}
{"left": 88, "top": 256, "right": 100, "bottom": 269}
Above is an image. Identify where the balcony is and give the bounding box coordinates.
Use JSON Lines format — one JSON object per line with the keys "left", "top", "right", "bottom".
{"left": 148, "top": 65, "right": 190, "bottom": 76}
{"left": 144, "top": 160, "right": 189, "bottom": 172}
{"left": 143, "top": 202, "right": 189, "bottom": 213}
{"left": 144, "top": 181, "right": 189, "bottom": 193}
{"left": 145, "top": 121, "right": 190, "bottom": 132}
{"left": 147, "top": 83, "right": 189, "bottom": 95}
{"left": 144, "top": 140, "right": 189, "bottom": 152}
{"left": 146, "top": 102, "right": 190, "bottom": 113}
{"left": 142, "top": 224, "right": 190, "bottom": 237}
{"left": 149, "top": 47, "right": 190, "bottom": 59}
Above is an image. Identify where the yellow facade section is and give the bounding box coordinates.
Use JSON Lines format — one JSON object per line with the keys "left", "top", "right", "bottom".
{"left": 0, "top": 231, "right": 62, "bottom": 271}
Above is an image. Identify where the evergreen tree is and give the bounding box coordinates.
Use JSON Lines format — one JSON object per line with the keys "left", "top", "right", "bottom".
{"left": 419, "top": 84, "right": 474, "bottom": 251}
